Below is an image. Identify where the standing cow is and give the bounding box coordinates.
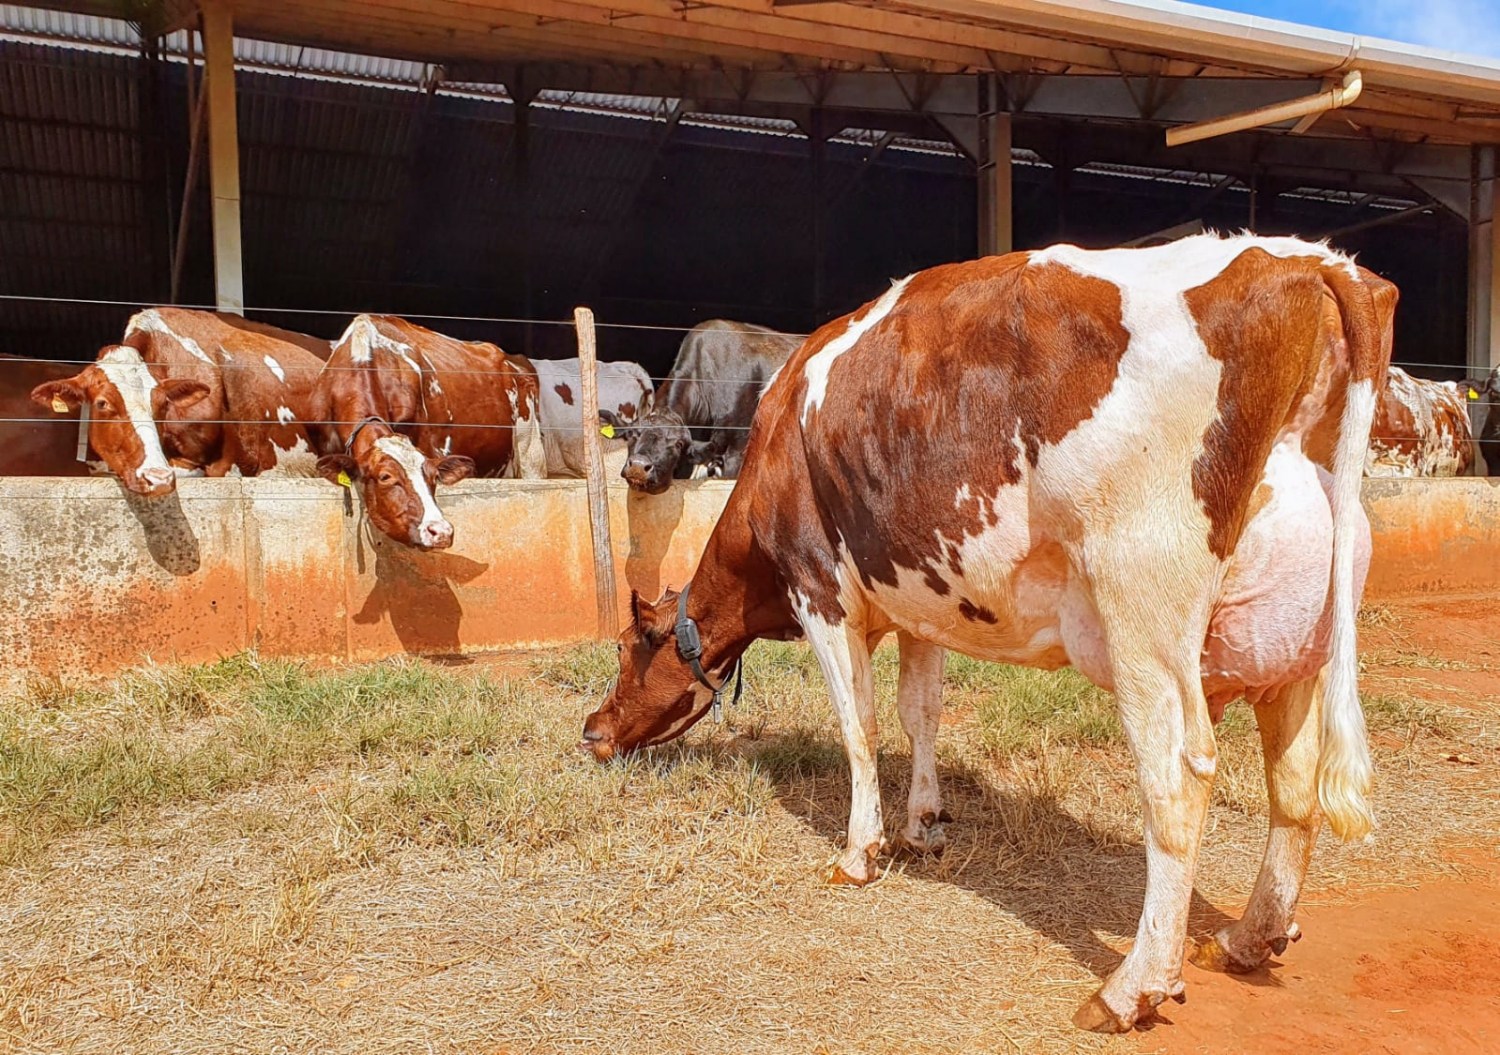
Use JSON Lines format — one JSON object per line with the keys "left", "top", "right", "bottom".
{"left": 611, "top": 320, "right": 799, "bottom": 493}
{"left": 533, "top": 358, "right": 653, "bottom": 477}
{"left": 307, "top": 314, "right": 545, "bottom": 550}
{"left": 582, "top": 236, "right": 1395, "bottom": 1033}
{"left": 29, "top": 308, "right": 326, "bottom": 494}
{"left": 1366, "top": 365, "right": 1476, "bottom": 476}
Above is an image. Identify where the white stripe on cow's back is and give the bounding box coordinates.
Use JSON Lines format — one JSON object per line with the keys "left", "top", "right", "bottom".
{"left": 801, "top": 275, "right": 912, "bottom": 425}
{"left": 263, "top": 354, "right": 286, "bottom": 382}
{"left": 97, "top": 346, "right": 171, "bottom": 473}
{"left": 125, "top": 308, "right": 214, "bottom": 364}
{"left": 373, "top": 435, "right": 447, "bottom": 532}
{"left": 1029, "top": 232, "right": 1358, "bottom": 290}
{"left": 338, "top": 315, "right": 421, "bottom": 372}
{"left": 277, "top": 405, "right": 296, "bottom": 425}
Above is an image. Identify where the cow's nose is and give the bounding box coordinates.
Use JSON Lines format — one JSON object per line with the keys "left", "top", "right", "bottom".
{"left": 137, "top": 467, "right": 176, "bottom": 493}
{"left": 623, "top": 460, "right": 650, "bottom": 485}
{"left": 579, "top": 714, "right": 616, "bottom": 761}
{"left": 419, "top": 520, "right": 454, "bottom": 549}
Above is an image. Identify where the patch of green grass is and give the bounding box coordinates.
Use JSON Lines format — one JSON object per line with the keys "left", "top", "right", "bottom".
{"left": 0, "top": 655, "right": 533, "bottom": 866}
{"left": 952, "top": 657, "right": 1122, "bottom": 755}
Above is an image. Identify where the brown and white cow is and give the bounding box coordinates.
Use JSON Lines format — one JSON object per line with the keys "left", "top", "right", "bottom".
{"left": 307, "top": 314, "right": 545, "bottom": 549}
{"left": 1366, "top": 364, "right": 1476, "bottom": 476}
{"left": 582, "top": 235, "right": 1395, "bottom": 1032}
{"left": 533, "top": 357, "right": 653, "bottom": 477}
{"left": 29, "top": 309, "right": 326, "bottom": 495}
{"left": 614, "top": 319, "right": 800, "bottom": 492}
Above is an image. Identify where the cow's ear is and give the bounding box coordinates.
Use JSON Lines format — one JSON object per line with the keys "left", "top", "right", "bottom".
{"left": 156, "top": 378, "right": 210, "bottom": 411}
{"left": 599, "top": 409, "right": 631, "bottom": 439}
{"left": 435, "top": 455, "right": 475, "bottom": 485}
{"left": 630, "top": 589, "right": 667, "bottom": 645}
{"left": 31, "top": 379, "right": 83, "bottom": 413}
{"left": 316, "top": 453, "right": 359, "bottom": 486}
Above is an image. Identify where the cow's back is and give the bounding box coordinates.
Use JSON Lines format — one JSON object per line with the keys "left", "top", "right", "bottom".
{"left": 317, "top": 315, "right": 543, "bottom": 477}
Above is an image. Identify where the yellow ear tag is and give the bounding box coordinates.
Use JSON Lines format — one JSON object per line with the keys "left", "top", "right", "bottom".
{"left": 51, "top": 396, "right": 69, "bottom": 413}
{"left": 600, "top": 423, "right": 616, "bottom": 439}
{"left": 336, "top": 471, "right": 353, "bottom": 488}
{"left": 1469, "top": 387, "right": 1481, "bottom": 401}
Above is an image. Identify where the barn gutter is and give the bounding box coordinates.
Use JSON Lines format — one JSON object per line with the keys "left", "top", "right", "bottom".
{"left": 1165, "top": 71, "right": 1363, "bottom": 147}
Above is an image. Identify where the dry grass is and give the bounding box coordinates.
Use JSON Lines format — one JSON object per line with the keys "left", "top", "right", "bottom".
{"left": 0, "top": 634, "right": 1496, "bottom": 1055}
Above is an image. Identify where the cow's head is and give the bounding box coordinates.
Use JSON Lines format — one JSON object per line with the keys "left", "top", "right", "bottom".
{"left": 30, "top": 346, "right": 209, "bottom": 496}
{"left": 579, "top": 588, "right": 720, "bottom": 761}
{"left": 601, "top": 408, "right": 716, "bottom": 494}
{"left": 316, "top": 430, "right": 474, "bottom": 550}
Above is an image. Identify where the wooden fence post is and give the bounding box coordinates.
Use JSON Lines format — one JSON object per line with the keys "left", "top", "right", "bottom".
{"left": 574, "top": 307, "right": 619, "bottom": 638}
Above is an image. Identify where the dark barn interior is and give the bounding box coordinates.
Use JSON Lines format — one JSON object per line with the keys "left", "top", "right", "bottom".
{"left": 0, "top": 22, "right": 1476, "bottom": 382}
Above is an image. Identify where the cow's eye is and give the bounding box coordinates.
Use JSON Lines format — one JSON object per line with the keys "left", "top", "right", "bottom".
{"left": 378, "top": 472, "right": 396, "bottom": 485}
{"left": 94, "top": 399, "right": 110, "bottom": 412}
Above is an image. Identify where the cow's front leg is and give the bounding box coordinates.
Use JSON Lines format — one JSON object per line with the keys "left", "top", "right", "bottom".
{"left": 893, "top": 633, "right": 948, "bottom": 857}
{"left": 799, "top": 603, "right": 883, "bottom": 885}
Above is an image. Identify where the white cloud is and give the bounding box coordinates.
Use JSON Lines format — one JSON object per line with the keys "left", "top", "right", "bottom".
{"left": 1363, "top": 0, "right": 1500, "bottom": 58}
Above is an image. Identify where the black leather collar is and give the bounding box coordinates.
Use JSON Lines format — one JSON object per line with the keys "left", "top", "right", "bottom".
{"left": 675, "top": 581, "right": 744, "bottom": 723}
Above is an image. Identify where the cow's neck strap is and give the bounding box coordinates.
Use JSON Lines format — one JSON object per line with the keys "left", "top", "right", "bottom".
{"left": 674, "top": 581, "right": 744, "bottom": 723}
{"left": 345, "top": 415, "right": 390, "bottom": 454}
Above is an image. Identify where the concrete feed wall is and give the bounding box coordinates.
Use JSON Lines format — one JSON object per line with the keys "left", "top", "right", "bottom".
{"left": 0, "top": 476, "right": 1494, "bottom": 682}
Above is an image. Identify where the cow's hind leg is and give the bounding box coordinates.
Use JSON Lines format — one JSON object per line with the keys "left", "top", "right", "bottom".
{"left": 892, "top": 633, "right": 948, "bottom": 857}
{"left": 798, "top": 603, "right": 883, "bottom": 885}
{"left": 1073, "top": 560, "right": 1218, "bottom": 1032}
{"left": 1193, "top": 674, "right": 1322, "bottom": 974}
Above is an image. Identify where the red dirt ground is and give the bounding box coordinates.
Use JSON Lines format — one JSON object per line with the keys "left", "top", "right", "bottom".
{"left": 1143, "top": 861, "right": 1500, "bottom": 1055}
{"left": 1143, "top": 596, "right": 1500, "bottom": 1055}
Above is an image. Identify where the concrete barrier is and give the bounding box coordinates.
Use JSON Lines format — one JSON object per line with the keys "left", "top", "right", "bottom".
{"left": 0, "top": 476, "right": 1495, "bottom": 681}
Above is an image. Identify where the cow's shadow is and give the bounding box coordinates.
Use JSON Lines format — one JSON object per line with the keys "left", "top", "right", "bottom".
{"left": 670, "top": 729, "right": 1237, "bottom": 983}
{"left": 122, "top": 488, "right": 201, "bottom": 576}
{"left": 351, "top": 527, "right": 490, "bottom": 659}
{"left": 623, "top": 483, "right": 686, "bottom": 601}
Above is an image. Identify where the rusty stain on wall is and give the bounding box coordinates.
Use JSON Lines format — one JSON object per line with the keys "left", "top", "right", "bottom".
{"left": 0, "top": 476, "right": 1495, "bottom": 682}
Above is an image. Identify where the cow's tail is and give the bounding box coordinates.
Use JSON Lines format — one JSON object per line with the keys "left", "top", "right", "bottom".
{"left": 1317, "top": 265, "right": 1393, "bottom": 843}
{"left": 514, "top": 377, "right": 548, "bottom": 480}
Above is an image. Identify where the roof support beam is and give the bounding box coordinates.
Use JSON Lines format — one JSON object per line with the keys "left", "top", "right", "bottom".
{"left": 201, "top": 0, "right": 244, "bottom": 314}
{"left": 1469, "top": 145, "right": 1500, "bottom": 443}
{"left": 977, "top": 73, "right": 1012, "bottom": 256}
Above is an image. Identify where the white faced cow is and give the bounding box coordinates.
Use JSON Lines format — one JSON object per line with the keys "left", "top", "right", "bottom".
{"left": 583, "top": 235, "right": 1395, "bottom": 1033}
{"left": 532, "top": 358, "right": 654, "bottom": 477}
{"left": 613, "top": 320, "right": 800, "bottom": 492}
{"left": 30, "top": 308, "right": 326, "bottom": 495}
{"left": 307, "top": 314, "right": 546, "bottom": 550}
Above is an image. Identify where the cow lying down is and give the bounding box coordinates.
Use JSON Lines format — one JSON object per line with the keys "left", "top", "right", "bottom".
{"left": 582, "top": 235, "right": 1394, "bottom": 1033}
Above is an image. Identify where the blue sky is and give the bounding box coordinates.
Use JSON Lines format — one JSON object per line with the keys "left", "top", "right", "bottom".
{"left": 1194, "top": 0, "right": 1500, "bottom": 58}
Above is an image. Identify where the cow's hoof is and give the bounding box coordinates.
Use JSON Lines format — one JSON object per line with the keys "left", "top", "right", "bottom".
{"left": 826, "top": 843, "right": 881, "bottom": 886}
{"left": 827, "top": 864, "right": 873, "bottom": 886}
{"left": 893, "top": 811, "right": 948, "bottom": 857}
{"left": 1072, "top": 990, "right": 1131, "bottom": 1034}
{"left": 1191, "top": 932, "right": 1279, "bottom": 975}
{"left": 1073, "top": 982, "right": 1180, "bottom": 1034}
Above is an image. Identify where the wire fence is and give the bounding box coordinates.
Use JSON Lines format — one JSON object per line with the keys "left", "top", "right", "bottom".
{"left": 0, "top": 294, "right": 1496, "bottom": 453}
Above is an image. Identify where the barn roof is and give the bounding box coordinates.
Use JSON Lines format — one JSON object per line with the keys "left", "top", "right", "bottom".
{"left": 17, "top": 0, "right": 1500, "bottom": 143}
